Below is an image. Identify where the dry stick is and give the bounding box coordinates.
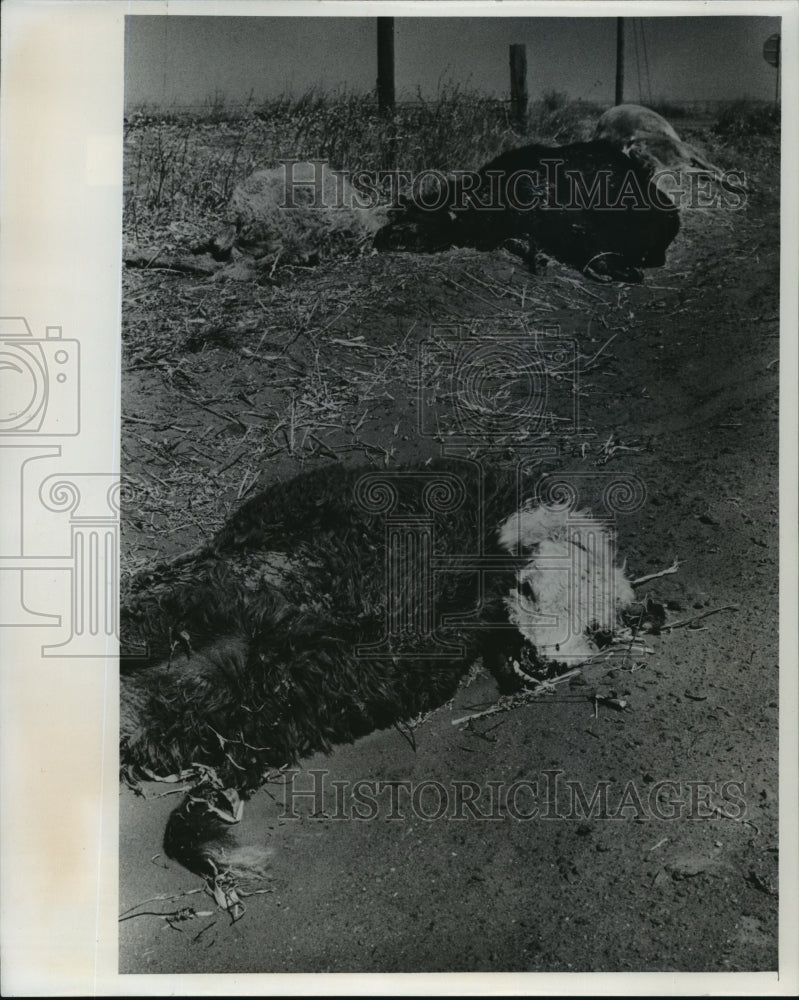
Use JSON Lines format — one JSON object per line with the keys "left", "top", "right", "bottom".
{"left": 451, "top": 668, "right": 584, "bottom": 727}
{"left": 308, "top": 433, "right": 339, "bottom": 459}
{"left": 463, "top": 268, "right": 524, "bottom": 303}
{"left": 142, "top": 246, "right": 166, "bottom": 269}
{"left": 320, "top": 303, "right": 351, "bottom": 333}
{"left": 441, "top": 274, "right": 497, "bottom": 309}
{"left": 268, "top": 249, "right": 282, "bottom": 279}
{"left": 631, "top": 557, "right": 681, "bottom": 587}
{"left": 119, "top": 888, "right": 204, "bottom": 919}
{"left": 553, "top": 272, "right": 605, "bottom": 303}
{"left": 237, "top": 468, "right": 255, "bottom": 501}
{"left": 216, "top": 449, "right": 249, "bottom": 476}
{"left": 582, "top": 332, "right": 619, "bottom": 370}
{"left": 662, "top": 604, "right": 739, "bottom": 632}
{"left": 351, "top": 409, "right": 369, "bottom": 433}
{"left": 184, "top": 441, "right": 216, "bottom": 462}
{"left": 329, "top": 337, "right": 366, "bottom": 348}
{"left": 173, "top": 390, "right": 248, "bottom": 431}
{"left": 151, "top": 785, "right": 193, "bottom": 798}
{"left": 123, "top": 414, "right": 166, "bottom": 426}
{"left": 120, "top": 906, "right": 215, "bottom": 923}
{"left": 392, "top": 721, "right": 417, "bottom": 753}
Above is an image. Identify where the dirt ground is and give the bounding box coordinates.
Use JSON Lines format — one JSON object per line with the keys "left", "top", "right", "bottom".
{"left": 119, "top": 162, "right": 780, "bottom": 973}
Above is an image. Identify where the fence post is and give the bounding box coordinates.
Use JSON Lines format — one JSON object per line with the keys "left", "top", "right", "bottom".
{"left": 509, "top": 44, "right": 528, "bottom": 129}
{"left": 377, "top": 17, "right": 395, "bottom": 116}
{"left": 615, "top": 18, "right": 625, "bottom": 105}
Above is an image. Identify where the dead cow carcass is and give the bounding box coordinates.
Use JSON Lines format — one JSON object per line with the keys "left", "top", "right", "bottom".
{"left": 594, "top": 103, "right": 724, "bottom": 179}
{"left": 200, "top": 162, "right": 387, "bottom": 269}
{"left": 374, "top": 140, "right": 680, "bottom": 283}
{"left": 121, "top": 460, "right": 634, "bottom": 904}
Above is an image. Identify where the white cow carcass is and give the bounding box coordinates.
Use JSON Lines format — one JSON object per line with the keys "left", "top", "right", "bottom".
{"left": 595, "top": 103, "right": 724, "bottom": 182}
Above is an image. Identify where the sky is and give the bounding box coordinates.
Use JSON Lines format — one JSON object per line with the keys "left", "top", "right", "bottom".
{"left": 124, "top": 14, "right": 782, "bottom": 111}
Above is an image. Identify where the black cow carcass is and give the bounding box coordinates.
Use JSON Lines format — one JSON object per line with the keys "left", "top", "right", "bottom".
{"left": 121, "top": 459, "right": 635, "bottom": 907}
{"left": 374, "top": 140, "right": 680, "bottom": 283}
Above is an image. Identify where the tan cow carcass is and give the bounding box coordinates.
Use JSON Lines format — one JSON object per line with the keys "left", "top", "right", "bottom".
{"left": 594, "top": 103, "right": 724, "bottom": 182}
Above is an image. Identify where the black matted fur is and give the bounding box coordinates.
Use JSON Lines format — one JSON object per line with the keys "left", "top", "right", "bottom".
{"left": 121, "top": 460, "right": 528, "bottom": 791}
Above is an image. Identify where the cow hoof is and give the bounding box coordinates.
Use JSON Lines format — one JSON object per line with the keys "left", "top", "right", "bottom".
{"left": 583, "top": 266, "right": 613, "bottom": 284}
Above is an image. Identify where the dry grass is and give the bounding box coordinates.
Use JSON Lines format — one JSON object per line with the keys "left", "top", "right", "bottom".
{"left": 123, "top": 88, "right": 606, "bottom": 240}
{"left": 122, "top": 94, "right": 777, "bottom": 575}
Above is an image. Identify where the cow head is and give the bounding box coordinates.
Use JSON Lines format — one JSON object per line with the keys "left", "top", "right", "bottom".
{"left": 373, "top": 181, "right": 461, "bottom": 254}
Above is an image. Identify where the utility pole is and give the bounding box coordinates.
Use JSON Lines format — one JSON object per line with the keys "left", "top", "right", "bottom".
{"left": 377, "top": 17, "right": 395, "bottom": 116}
{"left": 509, "top": 44, "right": 528, "bottom": 129}
{"left": 615, "top": 18, "right": 625, "bottom": 105}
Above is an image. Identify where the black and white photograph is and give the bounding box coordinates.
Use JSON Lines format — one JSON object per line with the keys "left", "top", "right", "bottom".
{"left": 1, "top": 0, "right": 797, "bottom": 994}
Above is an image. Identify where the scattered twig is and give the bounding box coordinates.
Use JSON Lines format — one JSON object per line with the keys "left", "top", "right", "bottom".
{"left": 143, "top": 246, "right": 166, "bottom": 268}
{"left": 320, "top": 302, "right": 351, "bottom": 332}
{"left": 152, "top": 785, "right": 193, "bottom": 798}
{"left": 123, "top": 248, "right": 219, "bottom": 276}
{"left": 119, "top": 888, "right": 205, "bottom": 920}
{"left": 268, "top": 248, "right": 282, "bottom": 279}
{"left": 308, "top": 432, "right": 340, "bottom": 459}
{"left": 119, "top": 905, "right": 215, "bottom": 926}
{"left": 451, "top": 667, "right": 583, "bottom": 726}
{"left": 172, "top": 390, "right": 249, "bottom": 430}
{"left": 440, "top": 273, "right": 497, "bottom": 309}
{"left": 122, "top": 414, "right": 167, "bottom": 426}
{"left": 662, "top": 604, "right": 738, "bottom": 631}
{"left": 631, "top": 557, "right": 681, "bottom": 586}
{"left": 582, "top": 332, "right": 618, "bottom": 370}
{"left": 329, "top": 336, "right": 366, "bottom": 348}
{"left": 392, "top": 720, "right": 417, "bottom": 753}
{"left": 139, "top": 764, "right": 199, "bottom": 784}
{"left": 215, "top": 449, "right": 249, "bottom": 475}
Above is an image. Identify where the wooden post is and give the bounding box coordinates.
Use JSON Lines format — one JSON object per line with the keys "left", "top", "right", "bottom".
{"left": 509, "top": 44, "right": 528, "bottom": 129}
{"left": 763, "top": 34, "right": 781, "bottom": 105}
{"left": 377, "top": 17, "right": 395, "bottom": 116}
{"left": 615, "top": 17, "right": 625, "bottom": 105}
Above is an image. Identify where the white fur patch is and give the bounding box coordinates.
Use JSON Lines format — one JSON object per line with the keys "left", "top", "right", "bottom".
{"left": 229, "top": 164, "right": 388, "bottom": 262}
{"left": 498, "top": 504, "right": 634, "bottom": 664}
